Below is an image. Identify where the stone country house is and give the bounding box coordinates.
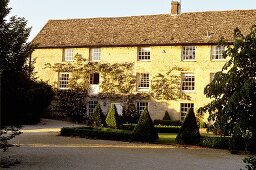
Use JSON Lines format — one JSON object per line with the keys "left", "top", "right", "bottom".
{"left": 31, "top": 1, "right": 256, "bottom": 121}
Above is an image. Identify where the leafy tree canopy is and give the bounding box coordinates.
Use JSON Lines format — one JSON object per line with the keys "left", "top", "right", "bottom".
{"left": 200, "top": 25, "right": 256, "bottom": 153}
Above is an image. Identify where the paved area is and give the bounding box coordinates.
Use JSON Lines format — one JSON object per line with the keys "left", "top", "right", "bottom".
{"left": 1, "top": 119, "right": 247, "bottom": 170}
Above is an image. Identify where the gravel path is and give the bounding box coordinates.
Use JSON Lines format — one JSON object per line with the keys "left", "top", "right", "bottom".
{"left": 1, "top": 119, "right": 247, "bottom": 170}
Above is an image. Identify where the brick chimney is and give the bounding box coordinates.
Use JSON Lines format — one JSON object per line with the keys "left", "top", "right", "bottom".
{"left": 171, "top": 1, "right": 181, "bottom": 15}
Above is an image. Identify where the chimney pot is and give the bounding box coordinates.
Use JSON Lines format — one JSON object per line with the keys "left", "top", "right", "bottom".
{"left": 171, "top": 1, "right": 181, "bottom": 15}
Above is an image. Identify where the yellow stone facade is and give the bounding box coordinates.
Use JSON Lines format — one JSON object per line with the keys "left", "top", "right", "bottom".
{"left": 32, "top": 45, "right": 226, "bottom": 121}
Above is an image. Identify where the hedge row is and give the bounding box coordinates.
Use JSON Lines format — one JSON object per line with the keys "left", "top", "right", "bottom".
{"left": 154, "top": 120, "right": 182, "bottom": 126}
{"left": 115, "top": 124, "right": 181, "bottom": 133}
{"left": 199, "top": 136, "right": 230, "bottom": 149}
{"left": 60, "top": 127, "right": 132, "bottom": 141}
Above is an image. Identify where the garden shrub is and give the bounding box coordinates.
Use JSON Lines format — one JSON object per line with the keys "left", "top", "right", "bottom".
{"left": 56, "top": 90, "right": 86, "bottom": 123}
{"left": 199, "top": 136, "right": 230, "bottom": 149}
{"left": 92, "top": 103, "right": 105, "bottom": 127}
{"left": 120, "top": 124, "right": 136, "bottom": 131}
{"left": 162, "top": 111, "right": 171, "bottom": 120}
{"left": 121, "top": 103, "right": 139, "bottom": 124}
{"left": 106, "top": 104, "right": 121, "bottom": 129}
{"left": 176, "top": 108, "right": 200, "bottom": 145}
{"left": 155, "top": 126, "right": 181, "bottom": 133}
{"left": 154, "top": 120, "right": 182, "bottom": 126}
{"left": 132, "top": 107, "right": 158, "bottom": 142}
{"left": 229, "top": 124, "right": 245, "bottom": 153}
{"left": 60, "top": 127, "right": 132, "bottom": 141}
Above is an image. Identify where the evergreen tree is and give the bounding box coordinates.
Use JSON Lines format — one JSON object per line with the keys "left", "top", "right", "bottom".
{"left": 176, "top": 108, "right": 200, "bottom": 145}
{"left": 162, "top": 111, "right": 171, "bottom": 120}
{"left": 105, "top": 104, "right": 120, "bottom": 129}
{"left": 92, "top": 103, "right": 105, "bottom": 127}
{"left": 132, "top": 107, "right": 158, "bottom": 142}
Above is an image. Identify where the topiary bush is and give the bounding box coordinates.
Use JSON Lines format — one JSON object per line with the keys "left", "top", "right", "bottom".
{"left": 105, "top": 104, "right": 121, "bottom": 129}
{"left": 162, "top": 111, "right": 171, "bottom": 120}
{"left": 154, "top": 120, "right": 182, "bottom": 126}
{"left": 92, "top": 103, "right": 105, "bottom": 128}
{"left": 176, "top": 108, "right": 200, "bottom": 145}
{"left": 132, "top": 107, "right": 158, "bottom": 142}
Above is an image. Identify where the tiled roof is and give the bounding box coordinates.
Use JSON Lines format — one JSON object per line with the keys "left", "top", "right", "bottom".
{"left": 32, "top": 10, "right": 256, "bottom": 48}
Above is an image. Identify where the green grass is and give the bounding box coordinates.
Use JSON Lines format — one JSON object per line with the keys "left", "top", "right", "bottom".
{"left": 157, "top": 133, "right": 177, "bottom": 144}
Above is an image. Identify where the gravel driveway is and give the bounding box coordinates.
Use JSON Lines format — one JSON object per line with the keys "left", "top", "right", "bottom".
{"left": 2, "top": 119, "right": 246, "bottom": 170}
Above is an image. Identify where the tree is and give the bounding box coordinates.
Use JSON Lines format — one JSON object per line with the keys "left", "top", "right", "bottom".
{"left": 132, "top": 107, "right": 158, "bottom": 142}
{"left": 162, "top": 111, "right": 171, "bottom": 120}
{"left": 105, "top": 104, "right": 120, "bottom": 129}
{"left": 176, "top": 108, "right": 200, "bottom": 145}
{"left": 200, "top": 25, "right": 256, "bottom": 153}
{"left": 92, "top": 103, "right": 105, "bottom": 127}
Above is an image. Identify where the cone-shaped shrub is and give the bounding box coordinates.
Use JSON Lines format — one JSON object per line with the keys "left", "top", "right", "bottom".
{"left": 106, "top": 104, "right": 121, "bottom": 129}
{"left": 176, "top": 108, "right": 200, "bottom": 145}
{"left": 132, "top": 107, "right": 158, "bottom": 142}
{"left": 92, "top": 103, "right": 105, "bottom": 127}
{"left": 162, "top": 111, "right": 171, "bottom": 120}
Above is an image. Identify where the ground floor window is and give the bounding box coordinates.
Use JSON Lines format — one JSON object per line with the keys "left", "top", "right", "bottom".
{"left": 88, "top": 100, "right": 98, "bottom": 117}
{"left": 180, "top": 103, "right": 194, "bottom": 121}
{"left": 59, "top": 72, "right": 70, "bottom": 90}
{"left": 136, "top": 102, "right": 148, "bottom": 114}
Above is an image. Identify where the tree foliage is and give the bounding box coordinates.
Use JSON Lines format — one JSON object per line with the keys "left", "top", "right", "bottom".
{"left": 132, "top": 107, "right": 158, "bottom": 142}
{"left": 0, "top": 0, "right": 54, "bottom": 126}
{"left": 106, "top": 104, "right": 121, "bottom": 129}
{"left": 176, "top": 108, "right": 200, "bottom": 145}
{"left": 200, "top": 25, "right": 256, "bottom": 153}
{"left": 162, "top": 111, "right": 171, "bottom": 120}
{"left": 92, "top": 103, "right": 105, "bottom": 127}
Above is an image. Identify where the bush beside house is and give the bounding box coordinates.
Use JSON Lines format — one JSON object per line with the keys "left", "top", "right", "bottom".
{"left": 176, "top": 108, "right": 200, "bottom": 145}
{"left": 106, "top": 104, "right": 121, "bottom": 129}
{"left": 132, "top": 107, "right": 158, "bottom": 142}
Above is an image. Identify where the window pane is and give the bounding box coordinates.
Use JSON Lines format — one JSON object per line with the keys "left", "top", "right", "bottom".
{"left": 182, "top": 46, "right": 195, "bottom": 61}
{"left": 136, "top": 102, "right": 148, "bottom": 114}
{"left": 64, "top": 49, "right": 74, "bottom": 61}
{"left": 59, "top": 73, "right": 70, "bottom": 89}
{"left": 91, "top": 48, "right": 101, "bottom": 61}
{"left": 138, "top": 47, "right": 150, "bottom": 60}
{"left": 182, "top": 73, "right": 195, "bottom": 91}
{"left": 211, "top": 46, "right": 225, "bottom": 60}
{"left": 180, "top": 103, "right": 194, "bottom": 121}
{"left": 88, "top": 101, "right": 98, "bottom": 117}
{"left": 137, "top": 73, "right": 149, "bottom": 89}
{"left": 90, "top": 73, "right": 100, "bottom": 84}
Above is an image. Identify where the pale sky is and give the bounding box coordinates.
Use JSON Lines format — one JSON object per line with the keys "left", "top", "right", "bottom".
{"left": 8, "top": 0, "right": 256, "bottom": 41}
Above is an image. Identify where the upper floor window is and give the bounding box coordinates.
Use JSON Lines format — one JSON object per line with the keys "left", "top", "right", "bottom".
{"left": 211, "top": 46, "right": 225, "bottom": 60}
{"left": 136, "top": 102, "right": 148, "bottom": 114}
{"left": 137, "top": 73, "right": 149, "bottom": 91}
{"left": 90, "top": 48, "right": 101, "bottom": 62}
{"left": 180, "top": 103, "right": 194, "bottom": 121}
{"left": 63, "top": 48, "right": 74, "bottom": 62}
{"left": 138, "top": 47, "right": 150, "bottom": 61}
{"left": 90, "top": 73, "right": 100, "bottom": 85}
{"left": 182, "top": 46, "right": 195, "bottom": 61}
{"left": 59, "top": 72, "right": 70, "bottom": 90}
{"left": 181, "top": 73, "right": 195, "bottom": 91}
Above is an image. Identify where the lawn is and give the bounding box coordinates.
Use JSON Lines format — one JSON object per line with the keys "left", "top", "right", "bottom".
{"left": 157, "top": 133, "right": 177, "bottom": 144}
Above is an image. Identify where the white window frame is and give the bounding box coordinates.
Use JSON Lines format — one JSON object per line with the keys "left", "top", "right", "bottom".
{"left": 137, "top": 73, "right": 149, "bottom": 91}
{"left": 180, "top": 103, "right": 194, "bottom": 121}
{"left": 58, "top": 72, "right": 70, "bottom": 90}
{"left": 182, "top": 46, "right": 195, "bottom": 61}
{"left": 138, "top": 47, "right": 151, "bottom": 61}
{"left": 88, "top": 100, "right": 98, "bottom": 117}
{"left": 90, "top": 48, "right": 101, "bottom": 62}
{"left": 181, "top": 73, "right": 195, "bottom": 92}
{"left": 211, "top": 45, "right": 225, "bottom": 60}
{"left": 136, "top": 102, "right": 148, "bottom": 114}
{"left": 63, "top": 48, "right": 74, "bottom": 62}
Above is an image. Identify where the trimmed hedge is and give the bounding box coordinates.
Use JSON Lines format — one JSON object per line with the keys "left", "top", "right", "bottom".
{"left": 199, "top": 136, "right": 230, "bottom": 149}
{"left": 155, "top": 126, "right": 181, "bottom": 133}
{"left": 60, "top": 127, "right": 132, "bottom": 141}
{"left": 121, "top": 124, "right": 181, "bottom": 133}
{"left": 154, "top": 120, "right": 182, "bottom": 126}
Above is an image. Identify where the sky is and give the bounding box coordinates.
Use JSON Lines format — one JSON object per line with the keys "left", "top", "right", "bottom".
{"left": 8, "top": 0, "right": 256, "bottom": 41}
